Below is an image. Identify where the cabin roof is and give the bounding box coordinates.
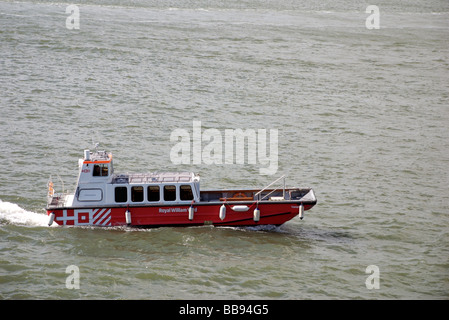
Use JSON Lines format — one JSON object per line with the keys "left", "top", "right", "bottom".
{"left": 84, "top": 150, "right": 112, "bottom": 164}
{"left": 111, "top": 172, "right": 199, "bottom": 184}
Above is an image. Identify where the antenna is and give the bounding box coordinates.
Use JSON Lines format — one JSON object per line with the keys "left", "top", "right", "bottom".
{"left": 91, "top": 137, "right": 100, "bottom": 152}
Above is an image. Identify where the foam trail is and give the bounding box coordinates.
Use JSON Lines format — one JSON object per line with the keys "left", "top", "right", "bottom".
{"left": 0, "top": 199, "right": 51, "bottom": 227}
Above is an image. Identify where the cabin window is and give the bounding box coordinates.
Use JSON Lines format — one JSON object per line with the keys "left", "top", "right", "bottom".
{"left": 164, "top": 185, "right": 176, "bottom": 201}
{"left": 148, "top": 186, "right": 160, "bottom": 202}
{"left": 180, "top": 185, "right": 194, "bottom": 201}
{"left": 115, "top": 186, "right": 127, "bottom": 203}
{"left": 93, "top": 164, "right": 108, "bottom": 177}
{"left": 131, "top": 186, "right": 144, "bottom": 202}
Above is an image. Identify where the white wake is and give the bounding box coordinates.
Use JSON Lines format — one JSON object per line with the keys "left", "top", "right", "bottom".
{"left": 0, "top": 199, "right": 51, "bottom": 227}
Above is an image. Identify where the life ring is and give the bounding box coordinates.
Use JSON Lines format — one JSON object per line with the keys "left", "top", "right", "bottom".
{"left": 233, "top": 192, "right": 246, "bottom": 198}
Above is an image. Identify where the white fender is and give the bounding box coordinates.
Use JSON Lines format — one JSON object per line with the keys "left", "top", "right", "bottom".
{"left": 299, "top": 203, "right": 304, "bottom": 220}
{"left": 188, "top": 205, "right": 194, "bottom": 221}
{"left": 219, "top": 204, "right": 226, "bottom": 221}
{"left": 253, "top": 207, "right": 260, "bottom": 222}
{"left": 48, "top": 212, "right": 55, "bottom": 226}
{"left": 231, "top": 205, "right": 249, "bottom": 212}
{"left": 125, "top": 210, "right": 132, "bottom": 225}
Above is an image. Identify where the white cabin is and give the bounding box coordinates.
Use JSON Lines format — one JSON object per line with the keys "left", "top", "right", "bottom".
{"left": 65, "top": 150, "right": 200, "bottom": 208}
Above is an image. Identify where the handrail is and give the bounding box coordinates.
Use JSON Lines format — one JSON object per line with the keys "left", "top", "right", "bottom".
{"left": 254, "top": 175, "right": 285, "bottom": 201}
{"left": 47, "top": 192, "right": 70, "bottom": 207}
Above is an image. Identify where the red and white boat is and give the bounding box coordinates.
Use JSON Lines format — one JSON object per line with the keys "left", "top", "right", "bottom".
{"left": 46, "top": 148, "right": 317, "bottom": 227}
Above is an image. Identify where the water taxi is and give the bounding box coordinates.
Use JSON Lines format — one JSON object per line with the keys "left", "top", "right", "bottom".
{"left": 46, "top": 148, "right": 317, "bottom": 227}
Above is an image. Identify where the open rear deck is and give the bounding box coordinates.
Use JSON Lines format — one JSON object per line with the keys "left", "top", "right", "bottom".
{"left": 200, "top": 188, "right": 314, "bottom": 202}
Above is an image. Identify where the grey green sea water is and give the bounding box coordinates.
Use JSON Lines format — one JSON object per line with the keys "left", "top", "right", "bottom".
{"left": 0, "top": 0, "right": 448, "bottom": 299}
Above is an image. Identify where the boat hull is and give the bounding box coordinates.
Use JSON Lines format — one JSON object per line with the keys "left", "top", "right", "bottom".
{"left": 46, "top": 201, "right": 316, "bottom": 227}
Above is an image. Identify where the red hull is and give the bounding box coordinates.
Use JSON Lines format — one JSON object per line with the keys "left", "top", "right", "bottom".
{"left": 46, "top": 202, "right": 314, "bottom": 227}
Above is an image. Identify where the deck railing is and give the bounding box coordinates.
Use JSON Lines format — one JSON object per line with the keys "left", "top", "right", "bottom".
{"left": 254, "top": 175, "right": 286, "bottom": 201}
